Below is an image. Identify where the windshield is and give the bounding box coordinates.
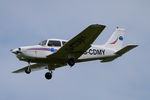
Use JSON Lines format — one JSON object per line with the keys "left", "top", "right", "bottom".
{"left": 38, "top": 40, "right": 47, "bottom": 46}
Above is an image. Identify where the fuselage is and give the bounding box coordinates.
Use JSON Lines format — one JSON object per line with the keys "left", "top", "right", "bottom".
{"left": 11, "top": 39, "right": 116, "bottom": 64}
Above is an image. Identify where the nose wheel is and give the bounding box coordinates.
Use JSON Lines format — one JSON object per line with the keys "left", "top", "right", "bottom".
{"left": 45, "top": 71, "right": 52, "bottom": 80}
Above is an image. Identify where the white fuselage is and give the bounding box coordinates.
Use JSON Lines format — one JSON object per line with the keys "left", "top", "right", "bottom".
{"left": 12, "top": 44, "right": 116, "bottom": 63}
{"left": 11, "top": 38, "right": 118, "bottom": 64}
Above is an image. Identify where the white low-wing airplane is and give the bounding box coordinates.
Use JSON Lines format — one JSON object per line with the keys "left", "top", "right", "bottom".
{"left": 11, "top": 24, "right": 138, "bottom": 80}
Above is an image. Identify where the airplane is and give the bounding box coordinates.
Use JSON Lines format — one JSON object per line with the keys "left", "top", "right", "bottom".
{"left": 11, "top": 24, "right": 138, "bottom": 80}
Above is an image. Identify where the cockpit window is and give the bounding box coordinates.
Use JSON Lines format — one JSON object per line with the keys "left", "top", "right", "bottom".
{"left": 62, "top": 41, "right": 67, "bottom": 45}
{"left": 38, "top": 40, "right": 47, "bottom": 46}
{"left": 48, "top": 40, "right": 61, "bottom": 47}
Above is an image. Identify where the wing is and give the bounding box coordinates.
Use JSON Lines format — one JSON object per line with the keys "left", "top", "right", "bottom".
{"left": 12, "top": 63, "right": 47, "bottom": 73}
{"left": 12, "top": 63, "right": 67, "bottom": 73}
{"left": 12, "top": 64, "right": 66, "bottom": 73}
{"left": 47, "top": 24, "right": 106, "bottom": 61}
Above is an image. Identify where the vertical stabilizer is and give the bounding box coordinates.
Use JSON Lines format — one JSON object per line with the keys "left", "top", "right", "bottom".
{"left": 104, "top": 28, "right": 125, "bottom": 50}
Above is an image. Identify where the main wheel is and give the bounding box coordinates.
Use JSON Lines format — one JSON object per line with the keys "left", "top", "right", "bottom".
{"left": 45, "top": 72, "right": 52, "bottom": 80}
{"left": 68, "top": 58, "right": 75, "bottom": 67}
{"left": 25, "top": 67, "right": 31, "bottom": 74}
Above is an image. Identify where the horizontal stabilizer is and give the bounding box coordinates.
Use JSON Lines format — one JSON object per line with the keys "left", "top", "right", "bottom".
{"left": 101, "top": 56, "right": 117, "bottom": 63}
{"left": 101, "top": 45, "right": 138, "bottom": 63}
{"left": 115, "top": 45, "right": 138, "bottom": 56}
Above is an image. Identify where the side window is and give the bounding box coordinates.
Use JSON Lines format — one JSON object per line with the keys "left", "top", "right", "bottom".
{"left": 62, "top": 41, "right": 67, "bottom": 46}
{"left": 48, "top": 40, "right": 61, "bottom": 47}
{"left": 38, "top": 40, "right": 47, "bottom": 46}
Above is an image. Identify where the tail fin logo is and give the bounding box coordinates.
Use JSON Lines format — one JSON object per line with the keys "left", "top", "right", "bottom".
{"left": 119, "top": 36, "right": 123, "bottom": 41}
{"left": 110, "top": 36, "right": 123, "bottom": 44}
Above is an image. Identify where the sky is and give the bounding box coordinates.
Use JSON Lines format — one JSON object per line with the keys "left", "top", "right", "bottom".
{"left": 0, "top": 0, "right": 150, "bottom": 100}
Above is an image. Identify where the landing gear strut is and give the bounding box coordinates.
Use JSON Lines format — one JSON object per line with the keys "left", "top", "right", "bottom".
{"left": 68, "top": 58, "right": 75, "bottom": 67}
{"left": 25, "top": 62, "right": 31, "bottom": 74}
{"left": 45, "top": 71, "right": 52, "bottom": 80}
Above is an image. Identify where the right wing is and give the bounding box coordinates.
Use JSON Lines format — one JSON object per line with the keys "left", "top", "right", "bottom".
{"left": 47, "top": 24, "right": 106, "bottom": 61}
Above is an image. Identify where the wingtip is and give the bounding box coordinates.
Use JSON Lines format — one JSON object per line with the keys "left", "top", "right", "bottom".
{"left": 12, "top": 70, "right": 20, "bottom": 73}
{"left": 12, "top": 71, "right": 17, "bottom": 73}
{"left": 90, "top": 24, "right": 106, "bottom": 28}
{"left": 130, "top": 44, "right": 139, "bottom": 48}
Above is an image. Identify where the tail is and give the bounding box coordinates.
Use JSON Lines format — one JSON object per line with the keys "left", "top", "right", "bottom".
{"left": 104, "top": 28, "right": 125, "bottom": 50}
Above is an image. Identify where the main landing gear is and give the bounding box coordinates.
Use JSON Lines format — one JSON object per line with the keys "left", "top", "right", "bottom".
{"left": 25, "top": 68, "right": 53, "bottom": 80}
{"left": 68, "top": 58, "right": 75, "bottom": 67}
{"left": 45, "top": 71, "right": 53, "bottom": 80}
{"left": 25, "top": 67, "right": 31, "bottom": 74}
{"left": 24, "top": 62, "right": 53, "bottom": 80}
{"left": 24, "top": 59, "right": 75, "bottom": 80}
{"left": 25, "top": 62, "right": 31, "bottom": 74}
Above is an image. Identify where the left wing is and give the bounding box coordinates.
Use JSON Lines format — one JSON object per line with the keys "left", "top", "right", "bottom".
{"left": 12, "top": 63, "right": 67, "bottom": 73}
{"left": 12, "top": 63, "right": 47, "bottom": 73}
{"left": 47, "top": 24, "right": 106, "bottom": 61}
